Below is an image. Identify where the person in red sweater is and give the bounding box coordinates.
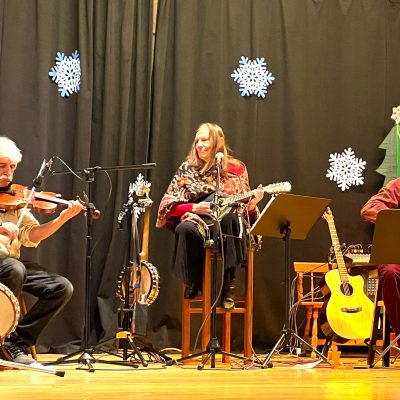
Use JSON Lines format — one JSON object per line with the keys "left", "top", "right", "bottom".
{"left": 361, "top": 178, "right": 400, "bottom": 339}
{"left": 156, "top": 122, "right": 263, "bottom": 309}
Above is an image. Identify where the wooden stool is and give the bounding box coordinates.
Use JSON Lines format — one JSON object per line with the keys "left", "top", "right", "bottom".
{"left": 18, "top": 294, "right": 37, "bottom": 360}
{"left": 181, "top": 244, "right": 254, "bottom": 363}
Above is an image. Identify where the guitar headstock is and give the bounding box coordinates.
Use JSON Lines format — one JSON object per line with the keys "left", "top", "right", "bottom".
{"left": 322, "top": 206, "right": 333, "bottom": 221}
{"left": 263, "top": 181, "right": 292, "bottom": 195}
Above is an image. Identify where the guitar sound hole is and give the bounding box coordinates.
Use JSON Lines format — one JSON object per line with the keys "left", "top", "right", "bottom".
{"left": 340, "top": 282, "right": 353, "bottom": 296}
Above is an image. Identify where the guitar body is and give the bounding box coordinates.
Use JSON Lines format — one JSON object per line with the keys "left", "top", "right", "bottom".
{"left": 319, "top": 269, "right": 374, "bottom": 341}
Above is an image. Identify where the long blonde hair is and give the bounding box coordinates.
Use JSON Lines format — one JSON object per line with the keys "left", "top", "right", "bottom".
{"left": 187, "top": 123, "right": 238, "bottom": 174}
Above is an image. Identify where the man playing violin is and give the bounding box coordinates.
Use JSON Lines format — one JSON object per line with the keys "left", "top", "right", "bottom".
{"left": 0, "top": 136, "right": 83, "bottom": 365}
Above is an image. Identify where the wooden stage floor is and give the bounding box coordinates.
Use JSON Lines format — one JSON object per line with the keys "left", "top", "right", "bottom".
{"left": 0, "top": 349, "right": 399, "bottom": 400}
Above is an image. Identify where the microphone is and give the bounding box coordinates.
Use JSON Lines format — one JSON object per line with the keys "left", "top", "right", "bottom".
{"left": 32, "top": 157, "right": 54, "bottom": 189}
{"left": 215, "top": 152, "right": 224, "bottom": 165}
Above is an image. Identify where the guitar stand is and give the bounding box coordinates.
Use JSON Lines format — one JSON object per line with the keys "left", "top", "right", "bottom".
{"left": 95, "top": 184, "right": 171, "bottom": 368}
{"left": 90, "top": 331, "right": 147, "bottom": 368}
{"left": 45, "top": 163, "right": 156, "bottom": 372}
{"left": 114, "top": 196, "right": 148, "bottom": 367}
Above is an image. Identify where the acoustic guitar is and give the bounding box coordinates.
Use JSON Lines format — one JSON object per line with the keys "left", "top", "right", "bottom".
{"left": 200, "top": 181, "right": 292, "bottom": 225}
{"left": 319, "top": 207, "right": 374, "bottom": 342}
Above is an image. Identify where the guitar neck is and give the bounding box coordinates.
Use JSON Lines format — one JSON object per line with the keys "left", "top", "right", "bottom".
{"left": 226, "top": 189, "right": 256, "bottom": 204}
{"left": 326, "top": 218, "right": 348, "bottom": 282}
{"left": 222, "top": 182, "right": 290, "bottom": 204}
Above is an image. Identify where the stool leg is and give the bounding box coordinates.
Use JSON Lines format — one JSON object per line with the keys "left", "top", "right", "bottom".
{"left": 181, "top": 287, "right": 191, "bottom": 358}
{"left": 222, "top": 312, "right": 231, "bottom": 363}
{"left": 243, "top": 248, "right": 254, "bottom": 359}
{"left": 304, "top": 308, "right": 312, "bottom": 342}
{"left": 310, "top": 308, "right": 319, "bottom": 358}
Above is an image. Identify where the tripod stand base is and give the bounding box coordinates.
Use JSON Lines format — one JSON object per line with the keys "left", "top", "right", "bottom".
{"left": 177, "top": 337, "right": 255, "bottom": 369}
{"left": 45, "top": 330, "right": 176, "bottom": 370}
{"left": 44, "top": 348, "right": 97, "bottom": 372}
{"left": 262, "top": 329, "right": 332, "bottom": 369}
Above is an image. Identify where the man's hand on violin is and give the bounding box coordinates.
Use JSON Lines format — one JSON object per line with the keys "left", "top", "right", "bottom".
{"left": 59, "top": 200, "right": 85, "bottom": 221}
{"left": 0, "top": 221, "right": 19, "bottom": 240}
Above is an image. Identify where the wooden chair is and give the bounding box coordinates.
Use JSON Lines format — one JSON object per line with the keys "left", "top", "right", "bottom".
{"left": 293, "top": 262, "right": 330, "bottom": 353}
{"left": 181, "top": 243, "right": 254, "bottom": 363}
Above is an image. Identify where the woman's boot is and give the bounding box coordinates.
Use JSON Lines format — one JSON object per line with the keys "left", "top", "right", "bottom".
{"left": 222, "top": 275, "right": 236, "bottom": 310}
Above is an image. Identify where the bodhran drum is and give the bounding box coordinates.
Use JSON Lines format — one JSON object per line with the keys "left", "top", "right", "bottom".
{"left": 0, "top": 283, "right": 20, "bottom": 341}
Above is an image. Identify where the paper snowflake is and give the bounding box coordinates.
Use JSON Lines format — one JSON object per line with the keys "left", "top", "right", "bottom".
{"left": 231, "top": 56, "right": 275, "bottom": 98}
{"left": 48, "top": 50, "right": 81, "bottom": 97}
{"left": 326, "top": 147, "right": 366, "bottom": 191}
{"left": 391, "top": 105, "right": 400, "bottom": 125}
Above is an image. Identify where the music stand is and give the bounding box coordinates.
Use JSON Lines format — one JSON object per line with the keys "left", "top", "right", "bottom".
{"left": 250, "top": 193, "right": 332, "bottom": 368}
{"left": 368, "top": 209, "right": 400, "bottom": 367}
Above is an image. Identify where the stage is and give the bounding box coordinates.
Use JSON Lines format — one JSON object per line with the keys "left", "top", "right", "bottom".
{"left": 0, "top": 350, "right": 398, "bottom": 400}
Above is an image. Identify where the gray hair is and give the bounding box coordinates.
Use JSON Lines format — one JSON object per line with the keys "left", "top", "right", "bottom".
{"left": 0, "top": 136, "right": 22, "bottom": 164}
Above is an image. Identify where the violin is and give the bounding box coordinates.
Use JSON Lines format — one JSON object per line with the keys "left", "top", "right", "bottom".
{"left": 0, "top": 183, "right": 101, "bottom": 219}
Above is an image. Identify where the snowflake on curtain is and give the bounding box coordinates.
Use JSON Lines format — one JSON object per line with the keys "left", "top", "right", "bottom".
{"left": 231, "top": 56, "right": 275, "bottom": 98}
{"left": 48, "top": 50, "right": 81, "bottom": 97}
{"left": 130, "top": 174, "right": 152, "bottom": 218}
{"left": 326, "top": 147, "right": 366, "bottom": 191}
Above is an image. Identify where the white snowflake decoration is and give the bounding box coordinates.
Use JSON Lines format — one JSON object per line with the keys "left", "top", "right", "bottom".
{"left": 49, "top": 50, "right": 81, "bottom": 97}
{"left": 231, "top": 56, "right": 275, "bottom": 98}
{"left": 326, "top": 147, "right": 366, "bottom": 191}
{"left": 391, "top": 105, "right": 400, "bottom": 125}
{"left": 130, "top": 173, "right": 152, "bottom": 218}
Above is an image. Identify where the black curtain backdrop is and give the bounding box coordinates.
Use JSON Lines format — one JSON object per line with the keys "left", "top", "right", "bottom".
{"left": 1, "top": 0, "right": 400, "bottom": 355}
{"left": 149, "top": 0, "right": 400, "bottom": 352}
{"left": 0, "top": 0, "right": 153, "bottom": 353}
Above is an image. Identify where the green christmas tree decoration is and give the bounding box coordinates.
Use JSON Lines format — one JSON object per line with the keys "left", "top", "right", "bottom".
{"left": 376, "top": 106, "right": 400, "bottom": 185}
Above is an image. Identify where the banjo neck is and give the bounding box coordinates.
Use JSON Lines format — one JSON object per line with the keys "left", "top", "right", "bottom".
{"left": 139, "top": 208, "right": 150, "bottom": 262}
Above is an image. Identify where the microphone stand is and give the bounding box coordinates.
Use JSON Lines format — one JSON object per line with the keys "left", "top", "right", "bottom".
{"left": 46, "top": 162, "right": 156, "bottom": 372}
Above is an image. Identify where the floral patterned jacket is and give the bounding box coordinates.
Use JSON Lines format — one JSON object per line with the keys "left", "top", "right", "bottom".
{"left": 156, "top": 159, "right": 255, "bottom": 232}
